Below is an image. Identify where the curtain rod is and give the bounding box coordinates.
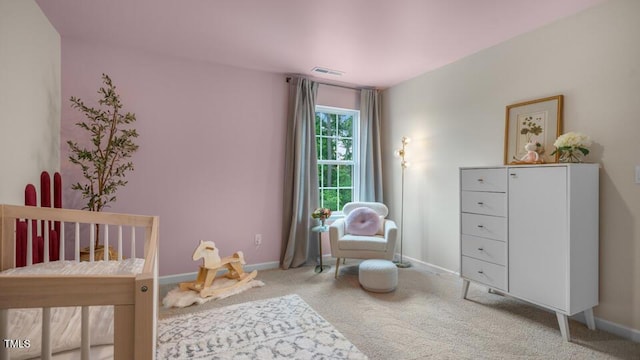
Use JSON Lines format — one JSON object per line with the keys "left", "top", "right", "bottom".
{"left": 285, "top": 76, "right": 373, "bottom": 91}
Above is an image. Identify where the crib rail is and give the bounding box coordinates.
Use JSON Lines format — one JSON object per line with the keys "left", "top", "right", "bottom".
{"left": 0, "top": 204, "right": 159, "bottom": 360}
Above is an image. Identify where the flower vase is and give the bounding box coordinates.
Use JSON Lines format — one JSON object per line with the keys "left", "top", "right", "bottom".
{"left": 321, "top": 219, "right": 326, "bottom": 227}
{"left": 559, "top": 148, "right": 584, "bottom": 163}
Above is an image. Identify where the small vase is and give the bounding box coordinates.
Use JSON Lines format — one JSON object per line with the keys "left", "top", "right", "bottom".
{"left": 559, "top": 149, "right": 584, "bottom": 163}
{"left": 321, "top": 219, "right": 326, "bottom": 227}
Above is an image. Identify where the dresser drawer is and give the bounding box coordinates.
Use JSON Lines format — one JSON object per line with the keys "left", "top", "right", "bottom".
{"left": 461, "top": 235, "right": 506, "bottom": 266}
{"left": 461, "top": 256, "right": 506, "bottom": 291}
{"left": 461, "top": 213, "right": 507, "bottom": 241}
{"left": 460, "top": 168, "right": 507, "bottom": 192}
{"left": 461, "top": 191, "right": 507, "bottom": 217}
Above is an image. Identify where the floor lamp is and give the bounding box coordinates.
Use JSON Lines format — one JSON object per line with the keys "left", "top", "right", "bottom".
{"left": 394, "top": 136, "right": 411, "bottom": 268}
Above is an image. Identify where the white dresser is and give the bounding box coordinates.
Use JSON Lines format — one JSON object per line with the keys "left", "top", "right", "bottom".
{"left": 459, "top": 164, "right": 599, "bottom": 341}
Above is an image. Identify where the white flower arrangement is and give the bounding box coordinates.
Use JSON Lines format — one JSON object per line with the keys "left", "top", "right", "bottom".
{"left": 550, "top": 132, "right": 592, "bottom": 162}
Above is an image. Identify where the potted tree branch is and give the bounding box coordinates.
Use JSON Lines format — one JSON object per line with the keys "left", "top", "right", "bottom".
{"left": 67, "top": 74, "right": 139, "bottom": 260}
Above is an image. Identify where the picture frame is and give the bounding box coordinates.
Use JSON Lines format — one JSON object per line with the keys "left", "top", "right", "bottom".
{"left": 504, "top": 95, "right": 563, "bottom": 165}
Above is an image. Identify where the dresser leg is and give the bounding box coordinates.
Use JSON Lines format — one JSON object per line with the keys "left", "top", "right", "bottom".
{"left": 584, "top": 308, "right": 596, "bottom": 330}
{"left": 461, "top": 279, "right": 470, "bottom": 299}
{"left": 556, "top": 312, "right": 571, "bottom": 341}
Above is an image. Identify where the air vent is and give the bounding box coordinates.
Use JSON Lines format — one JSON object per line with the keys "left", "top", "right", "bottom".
{"left": 311, "top": 67, "right": 344, "bottom": 76}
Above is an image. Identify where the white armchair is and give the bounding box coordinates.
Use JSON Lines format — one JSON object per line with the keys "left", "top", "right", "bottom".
{"left": 329, "top": 202, "right": 398, "bottom": 278}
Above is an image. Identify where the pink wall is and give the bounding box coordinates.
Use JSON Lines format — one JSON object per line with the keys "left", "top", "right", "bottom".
{"left": 61, "top": 39, "right": 288, "bottom": 276}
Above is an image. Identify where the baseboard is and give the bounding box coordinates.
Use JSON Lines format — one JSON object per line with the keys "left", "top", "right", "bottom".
{"left": 572, "top": 312, "right": 640, "bottom": 342}
{"left": 398, "top": 254, "right": 459, "bottom": 276}
{"left": 159, "top": 260, "right": 281, "bottom": 285}
{"left": 398, "top": 254, "right": 639, "bottom": 343}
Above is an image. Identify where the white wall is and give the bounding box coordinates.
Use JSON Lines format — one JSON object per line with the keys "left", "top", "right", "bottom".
{"left": 0, "top": 0, "right": 60, "bottom": 205}
{"left": 382, "top": 0, "right": 640, "bottom": 332}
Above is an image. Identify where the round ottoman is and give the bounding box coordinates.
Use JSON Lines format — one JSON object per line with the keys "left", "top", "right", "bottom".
{"left": 359, "top": 259, "right": 398, "bottom": 293}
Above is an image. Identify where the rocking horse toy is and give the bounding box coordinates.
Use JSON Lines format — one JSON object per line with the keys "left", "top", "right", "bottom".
{"left": 179, "top": 240, "right": 257, "bottom": 298}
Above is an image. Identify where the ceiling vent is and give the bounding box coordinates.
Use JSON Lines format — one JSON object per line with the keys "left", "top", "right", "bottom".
{"left": 311, "top": 67, "right": 344, "bottom": 76}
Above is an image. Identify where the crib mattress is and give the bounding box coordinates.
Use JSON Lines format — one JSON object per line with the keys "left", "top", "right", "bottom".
{"left": 2, "top": 259, "right": 144, "bottom": 360}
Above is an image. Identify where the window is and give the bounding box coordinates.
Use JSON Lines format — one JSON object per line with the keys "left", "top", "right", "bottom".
{"left": 315, "top": 106, "right": 359, "bottom": 213}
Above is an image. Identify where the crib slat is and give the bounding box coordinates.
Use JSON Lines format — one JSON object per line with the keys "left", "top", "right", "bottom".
{"left": 27, "top": 218, "right": 33, "bottom": 266}
{"left": 75, "top": 222, "right": 80, "bottom": 262}
{"left": 118, "top": 225, "right": 123, "bottom": 261}
{"left": 131, "top": 226, "right": 136, "bottom": 259}
{"left": 60, "top": 221, "right": 65, "bottom": 261}
{"left": 0, "top": 309, "right": 8, "bottom": 360}
{"left": 104, "top": 224, "right": 110, "bottom": 261}
{"left": 42, "top": 307, "right": 52, "bottom": 360}
{"left": 81, "top": 306, "right": 90, "bottom": 360}
{"left": 43, "top": 222, "right": 50, "bottom": 263}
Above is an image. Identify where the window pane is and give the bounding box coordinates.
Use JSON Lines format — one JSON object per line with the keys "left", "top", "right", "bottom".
{"left": 323, "top": 137, "right": 336, "bottom": 160}
{"left": 316, "top": 137, "right": 324, "bottom": 160}
{"left": 327, "top": 164, "right": 338, "bottom": 187}
{"left": 318, "top": 164, "right": 337, "bottom": 188}
{"left": 323, "top": 189, "right": 338, "bottom": 211}
{"left": 318, "top": 164, "right": 325, "bottom": 188}
{"left": 337, "top": 165, "right": 352, "bottom": 187}
{"left": 315, "top": 113, "right": 322, "bottom": 136}
{"left": 337, "top": 137, "right": 353, "bottom": 161}
{"left": 338, "top": 114, "right": 353, "bottom": 137}
{"left": 318, "top": 112, "right": 336, "bottom": 137}
{"left": 338, "top": 189, "right": 352, "bottom": 210}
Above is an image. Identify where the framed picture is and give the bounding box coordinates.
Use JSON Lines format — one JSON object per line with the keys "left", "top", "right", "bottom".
{"left": 504, "top": 95, "right": 563, "bottom": 164}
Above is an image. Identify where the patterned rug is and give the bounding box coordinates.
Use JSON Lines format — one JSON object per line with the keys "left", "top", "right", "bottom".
{"left": 157, "top": 294, "right": 368, "bottom": 359}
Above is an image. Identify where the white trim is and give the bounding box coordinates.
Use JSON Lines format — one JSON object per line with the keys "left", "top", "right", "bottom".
{"left": 399, "top": 254, "right": 460, "bottom": 276}
{"left": 315, "top": 105, "right": 361, "bottom": 209}
{"left": 572, "top": 312, "right": 640, "bottom": 343}
{"left": 159, "top": 261, "right": 281, "bottom": 285}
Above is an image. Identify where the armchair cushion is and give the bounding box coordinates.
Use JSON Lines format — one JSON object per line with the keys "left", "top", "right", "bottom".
{"left": 345, "top": 207, "right": 381, "bottom": 236}
{"left": 337, "top": 235, "right": 387, "bottom": 251}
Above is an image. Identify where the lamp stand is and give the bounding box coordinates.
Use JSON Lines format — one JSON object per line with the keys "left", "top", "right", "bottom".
{"left": 394, "top": 136, "right": 411, "bottom": 268}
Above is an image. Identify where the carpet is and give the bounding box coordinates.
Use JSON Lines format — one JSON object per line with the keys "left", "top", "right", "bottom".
{"left": 157, "top": 294, "right": 368, "bottom": 359}
{"left": 162, "top": 278, "right": 265, "bottom": 308}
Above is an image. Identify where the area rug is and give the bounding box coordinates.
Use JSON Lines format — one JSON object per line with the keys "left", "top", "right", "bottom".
{"left": 157, "top": 294, "right": 368, "bottom": 359}
{"left": 162, "top": 278, "right": 265, "bottom": 308}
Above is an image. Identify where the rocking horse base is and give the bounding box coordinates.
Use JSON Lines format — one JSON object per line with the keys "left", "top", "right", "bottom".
{"left": 179, "top": 267, "right": 258, "bottom": 298}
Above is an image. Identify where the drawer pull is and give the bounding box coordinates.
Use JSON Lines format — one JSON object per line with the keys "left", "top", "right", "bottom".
{"left": 477, "top": 270, "right": 484, "bottom": 274}
{"left": 477, "top": 225, "right": 484, "bottom": 229}
{"left": 510, "top": 173, "right": 517, "bottom": 177}
{"left": 477, "top": 178, "right": 484, "bottom": 183}
{"left": 478, "top": 247, "right": 484, "bottom": 251}
{"left": 477, "top": 202, "right": 484, "bottom": 206}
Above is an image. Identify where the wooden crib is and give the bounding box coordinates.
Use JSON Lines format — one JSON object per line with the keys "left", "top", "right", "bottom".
{"left": 0, "top": 204, "right": 159, "bottom": 360}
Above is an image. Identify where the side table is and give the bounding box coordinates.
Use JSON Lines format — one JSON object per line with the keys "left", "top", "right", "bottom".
{"left": 311, "top": 225, "right": 331, "bottom": 273}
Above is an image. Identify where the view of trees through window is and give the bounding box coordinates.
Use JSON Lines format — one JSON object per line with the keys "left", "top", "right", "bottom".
{"left": 315, "top": 106, "right": 359, "bottom": 212}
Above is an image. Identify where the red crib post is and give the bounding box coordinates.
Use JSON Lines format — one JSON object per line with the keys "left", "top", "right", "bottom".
{"left": 25, "top": 184, "right": 43, "bottom": 264}
{"left": 53, "top": 172, "right": 62, "bottom": 260}
{"left": 15, "top": 172, "right": 62, "bottom": 266}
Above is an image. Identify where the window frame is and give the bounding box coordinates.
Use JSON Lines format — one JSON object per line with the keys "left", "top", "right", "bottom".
{"left": 315, "top": 105, "right": 360, "bottom": 217}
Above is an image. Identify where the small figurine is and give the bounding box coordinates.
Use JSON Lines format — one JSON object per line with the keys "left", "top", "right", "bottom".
{"left": 520, "top": 141, "right": 541, "bottom": 163}
{"left": 179, "top": 240, "right": 257, "bottom": 298}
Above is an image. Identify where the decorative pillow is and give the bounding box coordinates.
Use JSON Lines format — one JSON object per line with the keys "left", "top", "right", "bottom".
{"left": 345, "top": 207, "right": 381, "bottom": 236}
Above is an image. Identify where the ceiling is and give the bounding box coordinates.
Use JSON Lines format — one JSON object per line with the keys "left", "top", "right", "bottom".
{"left": 35, "top": 0, "right": 607, "bottom": 89}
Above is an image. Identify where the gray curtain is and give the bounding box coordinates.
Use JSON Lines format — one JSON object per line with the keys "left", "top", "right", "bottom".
{"left": 281, "top": 77, "right": 319, "bottom": 269}
{"left": 359, "top": 89, "right": 384, "bottom": 202}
